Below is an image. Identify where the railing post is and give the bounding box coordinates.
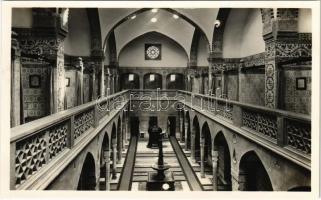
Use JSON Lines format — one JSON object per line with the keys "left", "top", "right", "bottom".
{"left": 277, "top": 116, "right": 286, "bottom": 146}
{"left": 232, "top": 105, "right": 242, "bottom": 127}
{"left": 67, "top": 116, "right": 75, "bottom": 148}
{"left": 10, "top": 142, "right": 16, "bottom": 190}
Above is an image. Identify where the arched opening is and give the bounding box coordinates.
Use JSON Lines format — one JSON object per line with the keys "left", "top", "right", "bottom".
{"left": 111, "top": 123, "right": 117, "bottom": 179}
{"left": 117, "top": 117, "right": 122, "bottom": 162}
{"left": 192, "top": 116, "right": 200, "bottom": 163}
{"left": 166, "top": 73, "right": 185, "bottom": 90}
{"left": 185, "top": 111, "right": 191, "bottom": 150}
{"left": 99, "top": 132, "right": 109, "bottom": 190}
{"left": 239, "top": 151, "right": 273, "bottom": 191}
{"left": 77, "top": 153, "right": 96, "bottom": 190}
{"left": 214, "top": 132, "right": 231, "bottom": 191}
{"left": 201, "top": 122, "right": 212, "bottom": 175}
{"left": 143, "top": 73, "right": 162, "bottom": 89}
{"left": 120, "top": 73, "right": 140, "bottom": 90}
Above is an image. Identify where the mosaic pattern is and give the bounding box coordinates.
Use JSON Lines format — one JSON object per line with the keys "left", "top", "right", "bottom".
{"left": 74, "top": 109, "right": 94, "bottom": 140}
{"left": 286, "top": 120, "right": 311, "bottom": 154}
{"left": 48, "top": 122, "right": 68, "bottom": 161}
{"left": 242, "top": 109, "right": 277, "bottom": 140}
{"left": 21, "top": 65, "right": 49, "bottom": 118}
{"left": 15, "top": 132, "right": 47, "bottom": 186}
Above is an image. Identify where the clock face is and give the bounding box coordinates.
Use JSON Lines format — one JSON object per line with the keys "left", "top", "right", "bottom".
{"left": 145, "top": 44, "right": 161, "bottom": 60}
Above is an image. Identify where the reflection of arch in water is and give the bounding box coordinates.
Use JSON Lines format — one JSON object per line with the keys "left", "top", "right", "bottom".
{"left": 214, "top": 131, "right": 231, "bottom": 191}
{"left": 166, "top": 73, "right": 185, "bottom": 90}
{"left": 143, "top": 73, "right": 162, "bottom": 89}
{"left": 77, "top": 152, "right": 96, "bottom": 190}
{"left": 239, "top": 151, "right": 273, "bottom": 191}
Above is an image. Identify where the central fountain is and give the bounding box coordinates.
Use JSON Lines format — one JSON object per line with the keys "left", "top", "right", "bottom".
{"left": 146, "top": 125, "right": 175, "bottom": 191}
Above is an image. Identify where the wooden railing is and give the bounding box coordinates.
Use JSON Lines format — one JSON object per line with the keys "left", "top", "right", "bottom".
{"left": 10, "top": 90, "right": 129, "bottom": 189}
{"left": 177, "top": 90, "right": 311, "bottom": 157}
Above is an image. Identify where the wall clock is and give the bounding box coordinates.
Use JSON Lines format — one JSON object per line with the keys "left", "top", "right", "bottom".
{"left": 145, "top": 44, "right": 161, "bottom": 60}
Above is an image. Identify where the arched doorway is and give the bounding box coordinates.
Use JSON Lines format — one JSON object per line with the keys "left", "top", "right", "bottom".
{"left": 239, "top": 151, "right": 273, "bottom": 191}
{"left": 121, "top": 73, "right": 140, "bottom": 89}
{"left": 99, "top": 132, "right": 109, "bottom": 190}
{"left": 214, "top": 132, "right": 231, "bottom": 191}
{"left": 143, "top": 73, "right": 162, "bottom": 89}
{"left": 192, "top": 116, "right": 200, "bottom": 163}
{"left": 77, "top": 153, "right": 96, "bottom": 190}
{"left": 201, "top": 122, "right": 212, "bottom": 176}
{"left": 166, "top": 73, "right": 185, "bottom": 90}
{"left": 185, "top": 111, "right": 191, "bottom": 150}
{"left": 111, "top": 123, "right": 117, "bottom": 179}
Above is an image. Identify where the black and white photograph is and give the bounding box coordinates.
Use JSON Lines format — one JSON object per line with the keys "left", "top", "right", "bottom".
{"left": 0, "top": 1, "right": 320, "bottom": 199}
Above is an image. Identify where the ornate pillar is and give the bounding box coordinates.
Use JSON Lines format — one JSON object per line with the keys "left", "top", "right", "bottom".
{"left": 191, "top": 129, "right": 196, "bottom": 162}
{"left": 261, "top": 8, "right": 301, "bottom": 109}
{"left": 112, "top": 140, "right": 117, "bottom": 179}
{"left": 117, "top": 130, "right": 122, "bottom": 164}
{"left": 103, "top": 149, "right": 111, "bottom": 190}
{"left": 212, "top": 150, "right": 218, "bottom": 190}
{"left": 200, "top": 138, "right": 205, "bottom": 178}
{"left": 11, "top": 32, "right": 21, "bottom": 127}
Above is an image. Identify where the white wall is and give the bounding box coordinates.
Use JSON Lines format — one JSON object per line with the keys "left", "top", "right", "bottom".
{"left": 118, "top": 32, "right": 188, "bottom": 67}
{"left": 223, "top": 9, "right": 265, "bottom": 58}
{"left": 298, "top": 8, "right": 312, "bottom": 33}
{"left": 64, "top": 9, "right": 91, "bottom": 56}
{"left": 12, "top": 8, "right": 33, "bottom": 28}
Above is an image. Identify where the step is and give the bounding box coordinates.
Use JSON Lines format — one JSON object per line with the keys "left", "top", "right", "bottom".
{"left": 203, "top": 185, "right": 214, "bottom": 191}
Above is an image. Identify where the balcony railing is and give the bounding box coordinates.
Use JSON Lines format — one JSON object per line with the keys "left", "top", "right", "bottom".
{"left": 10, "top": 89, "right": 311, "bottom": 189}
{"left": 177, "top": 90, "right": 311, "bottom": 158}
{"left": 11, "top": 90, "right": 129, "bottom": 189}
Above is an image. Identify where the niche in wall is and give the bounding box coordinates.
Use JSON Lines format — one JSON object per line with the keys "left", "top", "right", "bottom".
{"left": 121, "top": 73, "right": 140, "bottom": 90}
{"left": 166, "top": 73, "right": 184, "bottom": 90}
{"left": 143, "top": 73, "right": 162, "bottom": 89}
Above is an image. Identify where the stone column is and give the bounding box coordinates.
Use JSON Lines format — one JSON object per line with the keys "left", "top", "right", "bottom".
{"left": 200, "top": 138, "right": 205, "bottom": 178}
{"left": 162, "top": 74, "right": 166, "bottom": 89}
{"left": 191, "top": 130, "right": 196, "bottom": 162}
{"left": 208, "top": 66, "right": 213, "bottom": 94}
{"left": 125, "top": 117, "right": 129, "bottom": 143}
{"left": 112, "top": 141, "right": 117, "bottom": 179}
{"left": 212, "top": 150, "right": 218, "bottom": 190}
{"left": 76, "top": 57, "right": 84, "bottom": 106}
{"left": 139, "top": 73, "right": 144, "bottom": 89}
{"left": 184, "top": 122, "right": 189, "bottom": 151}
{"left": 11, "top": 33, "right": 21, "bottom": 127}
{"left": 100, "top": 62, "right": 105, "bottom": 97}
{"left": 179, "top": 114, "right": 184, "bottom": 143}
{"left": 104, "top": 150, "right": 110, "bottom": 190}
{"left": 110, "top": 75, "right": 114, "bottom": 94}
{"left": 117, "top": 131, "right": 122, "bottom": 164}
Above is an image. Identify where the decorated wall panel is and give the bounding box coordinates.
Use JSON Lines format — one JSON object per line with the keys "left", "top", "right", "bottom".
{"left": 21, "top": 63, "right": 50, "bottom": 122}
{"left": 283, "top": 65, "right": 311, "bottom": 115}
{"left": 239, "top": 69, "right": 265, "bottom": 106}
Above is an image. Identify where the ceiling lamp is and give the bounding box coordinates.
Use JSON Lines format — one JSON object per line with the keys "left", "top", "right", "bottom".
{"left": 131, "top": 15, "right": 136, "bottom": 19}
{"left": 151, "top": 17, "right": 157, "bottom": 23}
{"left": 173, "top": 14, "right": 179, "bottom": 19}
{"left": 151, "top": 8, "right": 158, "bottom": 13}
